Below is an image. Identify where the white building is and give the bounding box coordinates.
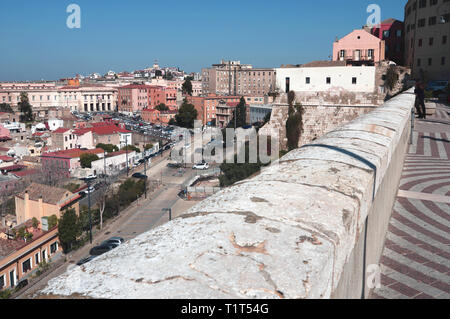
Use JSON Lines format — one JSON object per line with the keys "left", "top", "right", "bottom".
{"left": 91, "top": 150, "right": 136, "bottom": 176}
{"left": 275, "top": 64, "right": 376, "bottom": 94}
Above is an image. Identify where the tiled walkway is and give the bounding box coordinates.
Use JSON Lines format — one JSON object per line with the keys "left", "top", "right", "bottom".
{"left": 371, "top": 102, "right": 450, "bottom": 299}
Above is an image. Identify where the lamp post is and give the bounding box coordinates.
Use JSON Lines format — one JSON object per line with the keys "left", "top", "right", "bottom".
{"left": 86, "top": 178, "right": 93, "bottom": 244}
{"left": 162, "top": 208, "right": 172, "bottom": 221}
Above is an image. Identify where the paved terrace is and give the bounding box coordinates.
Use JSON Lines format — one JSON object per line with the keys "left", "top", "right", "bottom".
{"left": 370, "top": 102, "right": 450, "bottom": 299}
{"left": 38, "top": 89, "right": 442, "bottom": 299}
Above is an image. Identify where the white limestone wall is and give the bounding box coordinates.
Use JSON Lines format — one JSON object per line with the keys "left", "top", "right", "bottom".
{"left": 39, "top": 89, "right": 416, "bottom": 299}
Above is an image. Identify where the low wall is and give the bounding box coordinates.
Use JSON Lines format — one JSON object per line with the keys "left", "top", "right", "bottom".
{"left": 40, "top": 89, "right": 416, "bottom": 299}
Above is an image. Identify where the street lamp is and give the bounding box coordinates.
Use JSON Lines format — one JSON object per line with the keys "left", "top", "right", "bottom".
{"left": 85, "top": 178, "right": 93, "bottom": 244}
{"left": 162, "top": 208, "right": 172, "bottom": 221}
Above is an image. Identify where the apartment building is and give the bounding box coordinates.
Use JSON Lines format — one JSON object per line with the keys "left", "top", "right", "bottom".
{"left": 202, "top": 60, "right": 252, "bottom": 96}
{"left": 367, "top": 18, "right": 405, "bottom": 65}
{"left": 404, "top": 0, "right": 450, "bottom": 80}
{"left": 118, "top": 84, "right": 178, "bottom": 114}
{"left": 187, "top": 94, "right": 241, "bottom": 126}
{"left": 15, "top": 183, "right": 80, "bottom": 224}
{"left": 0, "top": 223, "right": 61, "bottom": 291}
{"left": 236, "top": 68, "right": 276, "bottom": 96}
{"left": 0, "top": 83, "right": 117, "bottom": 113}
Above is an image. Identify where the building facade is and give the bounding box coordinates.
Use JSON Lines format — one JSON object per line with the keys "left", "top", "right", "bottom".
{"left": 404, "top": 0, "right": 450, "bottom": 80}
{"left": 333, "top": 29, "right": 386, "bottom": 66}
{"left": 368, "top": 18, "right": 405, "bottom": 65}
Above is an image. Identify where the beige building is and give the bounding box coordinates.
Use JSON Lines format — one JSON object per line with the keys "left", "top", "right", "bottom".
{"left": 15, "top": 183, "right": 80, "bottom": 225}
{"left": 404, "top": 0, "right": 450, "bottom": 80}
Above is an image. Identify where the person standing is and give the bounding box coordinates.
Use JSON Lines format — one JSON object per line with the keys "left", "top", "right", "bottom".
{"left": 414, "top": 81, "right": 426, "bottom": 119}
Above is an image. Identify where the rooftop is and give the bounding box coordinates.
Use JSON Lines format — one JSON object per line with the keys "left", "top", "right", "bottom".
{"left": 16, "top": 183, "right": 71, "bottom": 205}
{"left": 41, "top": 148, "right": 104, "bottom": 159}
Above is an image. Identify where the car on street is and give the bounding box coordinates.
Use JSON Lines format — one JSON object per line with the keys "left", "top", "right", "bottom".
{"left": 427, "top": 80, "right": 449, "bottom": 97}
{"left": 167, "top": 162, "right": 183, "bottom": 169}
{"left": 89, "top": 243, "right": 118, "bottom": 256}
{"left": 132, "top": 173, "right": 148, "bottom": 179}
{"left": 83, "top": 174, "right": 97, "bottom": 180}
{"left": 76, "top": 255, "right": 97, "bottom": 266}
{"left": 193, "top": 162, "right": 209, "bottom": 170}
{"left": 16, "top": 279, "right": 28, "bottom": 290}
{"left": 82, "top": 186, "right": 95, "bottom": 195}
{"left": 101, "top": 237, "right": 125, "bottom": 246}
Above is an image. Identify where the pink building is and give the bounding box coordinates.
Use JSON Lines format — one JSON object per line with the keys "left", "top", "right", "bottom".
{"left": 333, "top": 29, "right": 385, "bottom": 66}
{"left": 117, "top": 84, "right": 152, "bottom": 114}
{"left": 0, "top": 124, "right": 11, "bottom": 141}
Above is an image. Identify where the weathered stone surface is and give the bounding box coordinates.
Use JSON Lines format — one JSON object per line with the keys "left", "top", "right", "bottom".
{"left": 39, "top": 89, "right": 416, "bottom": 299}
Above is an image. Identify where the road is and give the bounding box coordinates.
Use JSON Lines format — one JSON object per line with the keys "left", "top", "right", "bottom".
{"left": 14, "top": 132, "right": 212, "bottom": 299}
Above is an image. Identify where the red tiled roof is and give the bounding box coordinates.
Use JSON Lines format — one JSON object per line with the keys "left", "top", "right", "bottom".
{"left": 41, "top": 148, "right": 104, "bottom": 159}
{"left": 0, "top": 147, "right": 10, "bottom": 151}
{"left": 12, "top": 169, "right": 39, "bottom": 177}
{"left": 52, "top": 128, "right": 70, "bottom": 134}
{"left": 0, "top": 164, "right": 26, "bottom": 172}
{"left": 0, "top": 155, "right": 14, "bottom": 162}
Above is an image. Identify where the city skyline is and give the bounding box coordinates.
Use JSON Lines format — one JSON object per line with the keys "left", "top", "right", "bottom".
{"left": 0, "top": 0, "right": 406, "bottom": 81}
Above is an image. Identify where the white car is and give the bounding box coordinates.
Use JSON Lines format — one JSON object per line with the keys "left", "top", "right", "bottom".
{"left": 193, "top": 162, "right": 209, "bottom": 170}
{"left": 82, "top": 186, "right": 95, "bottom": 195}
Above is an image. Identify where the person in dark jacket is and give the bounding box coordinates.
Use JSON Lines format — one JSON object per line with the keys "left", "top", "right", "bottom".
{"left": 414, "top": 81, "right": 426, "bottom": 119}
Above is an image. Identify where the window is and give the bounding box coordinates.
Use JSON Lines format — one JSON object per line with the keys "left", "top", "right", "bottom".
{"left": 383, "top": 30, "right": 390, "bottom": 38}
{"left": 50, "top": 242, "right": 58, "bottom": 254}
{"left": 306, "top": 77, "right": 310, "bottom": 84}
{"left": 429, "top": 37, "right": 434, "bottom": 46}
{"left": 418, "top": 58, "right": 421, "bottom": 66}
{"left": 35, "top": 252, "right": 40, "bottom": 265}
{"left": 442, "top": 57, "right": 446, "bottom": 65}
{"left": 419, "top": 39, "right": 423, "bottom": 47}
{"left": 326, "top": 77, "right": 331, "bottom": 84}
{"left": 430, "top": 0, "right": 437, "bottom": 5}
{"left": 0, "top": 274, "right": 4, "bottom": 289}
{"left": 429, "top": 16, "right": 436, "bottom": 25}
{"left": 368, "top": 49, "right": 374, "bottom": 58}
{"left": 22, "top": 258, "right": 32, "bottom": 274}
{"left": 352, "top": 77, "right": 357, "bottom": 84}
{"left": 418, "top": 19, "right": 426, "bottom": 27}
{"left": 443, "top": 35, "right": 447, "bottom": 44}
{"left": 396, "top": 30, "right": 402, "bottom": 37}
{"left": 428, "top": 58, "right": 432, "bottom": 66}
{"left": 419, "top": 0, "right": 427, "bottom": 8}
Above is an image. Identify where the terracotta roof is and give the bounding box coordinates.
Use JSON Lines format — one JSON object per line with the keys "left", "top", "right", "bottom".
{"left": 12, "top": 169, "right": 39, "bottom": 177}
{"left": 52, "top": 128, "right": 70, "bottom": 134}
{"left": 41, "top": 148, "right": 104, "bottom": 159}
{"left": 0, "top": 155, "right": 14, "bottom": 162}
{"left": 17, "top": 183, "right": 72, "bottom": 205}
{"left": 300, "top": 60, "right": 347, "bottom": 68}
{"left": 0, "top": 164, "right": 26, "bottom": 172}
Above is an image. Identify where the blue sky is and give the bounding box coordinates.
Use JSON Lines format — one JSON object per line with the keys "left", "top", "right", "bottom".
{"left": 0, "top": 0, "right": 407, "bottom": 81}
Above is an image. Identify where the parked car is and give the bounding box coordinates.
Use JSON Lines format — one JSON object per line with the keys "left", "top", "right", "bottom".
{"left": 167, "top": 162, "right": 183, "bottom": 169}
{"left": 76, "top": 255, "right": 97, "bottom": 266}
{"left": 193, "top": 162, "right": 209, "bottom": 170}
{"left": 89, "top": 243, "right": 118, "bottom": 256}
{"left": 132, "top": 173, "right": 148, "bottom": 179}
{"left": 82, "top": 186, "right": 95, "bottom": 195}
{"left": 16, "top": 279, "right": 28, "bottom": 290}
{"left": 427, "top": 80, "right": 449, "bottom": 97}
{"left": 101, "top": 237, "right": 125, "bottom": 246}
{"left": 83, "top": 174, "right": 97, "bottom": 180}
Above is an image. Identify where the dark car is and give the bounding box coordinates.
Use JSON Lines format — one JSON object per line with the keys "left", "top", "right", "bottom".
{"left": 101, "top": 237, "right": 125, "bottom": 246}
{"left": 132, "top": 173, "right": 148, "bottom": 179}
{"left": 16, "top": 279, "right": 28, "bottom": 290}
{"left": 167, "top": 162, "right": 183, "bottom": 169}
{"left": 76, "top": 255, "right": 97, "bottom": 266}
{"left": 89, "top": 243, "right": 118, "bottom": 256}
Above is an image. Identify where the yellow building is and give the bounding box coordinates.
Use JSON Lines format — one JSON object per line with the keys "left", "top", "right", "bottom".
{"left": 15, "top": 183, "right": 80, "bottom": 225}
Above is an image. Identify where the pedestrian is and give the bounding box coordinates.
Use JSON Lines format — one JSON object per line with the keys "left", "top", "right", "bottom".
{"left": 414, "top": 80, "right": 426, "bottom": 119}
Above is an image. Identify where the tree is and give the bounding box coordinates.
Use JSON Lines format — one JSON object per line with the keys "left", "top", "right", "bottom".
{"left": 285, "top": 91, "right": 305, "bottom": 151}
{"left": 80, "top": 153, "right": 99, "bottom": 168}
{"left": 182, "top": 78, "right": 193, "bottom": 96}
{"left": 144, "top": 144, "right": 154, "bottom": 151}
{"left": 384, "top": 66, "right": 399, "bottom": 92}
{"left": 0, "top": 103, "right": 13, "bottom": 113}
{"left": 32, "top": 217, "right": 39, "bottom": 229}
{"left": 48, "top": 215, "right": 58, "bottom": 229}
{"left": 121, "top": 145, "right": 140, "bottom": 153}
{"left": 58, "top": 208, "right": 81, "bottom": 253}
{"left": 175, "top": 99, "right": 198, "bottom": 128}
{"left": 227, "top": 97, "right": 247, "bottom": 129}
{"left": 18, "top": 92, "right": 33, "bottom": 123}
{"left": 168, "top": 118, "right": 176, "bottom": 126}
{"left": 96, "top": 143, "right": 119, "bottom": 153}
{"left": 155, "top": 103, "right": 169, "bottom": 111}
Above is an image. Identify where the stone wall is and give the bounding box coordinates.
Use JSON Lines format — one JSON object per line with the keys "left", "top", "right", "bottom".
{"left": 39, "top": 89, "right": 416, "bottom": 299}
{"left": 259, "top": 104, "right": 375, "bottom": 150}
